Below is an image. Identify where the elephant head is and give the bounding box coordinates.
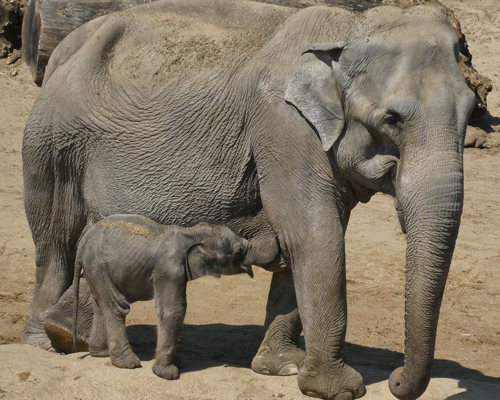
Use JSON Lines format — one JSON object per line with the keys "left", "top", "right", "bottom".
{"left": 184, "top": 224, "right": 254, "bottom": 280}
{"left": 286, "top": 7, "right": 475, "bottom": 400}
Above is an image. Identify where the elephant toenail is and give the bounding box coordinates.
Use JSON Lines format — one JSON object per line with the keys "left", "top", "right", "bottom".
{"left": 304, "top": 391, "right": 323, "bottom": 399}
{"left": 259, "top": 367, "right": 271, "bottom": 375}
{"left": 277, "top": 363, "right": 299, "bottom": 376}
{"left": 334, "top": 392, "right": 353, "bottom": 400}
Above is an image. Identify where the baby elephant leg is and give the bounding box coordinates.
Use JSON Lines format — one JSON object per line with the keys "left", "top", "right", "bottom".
{"left": 87, "top": 266, "right": 140, "bottom": 369}
{"left": 88, "top": 298, "right": 108, "bottom": 357}
{"left": 106, "top": 312, "right": 141, "bottom": 369}
{"left": 152, "top": 277, "right": 187, "bottom": 380}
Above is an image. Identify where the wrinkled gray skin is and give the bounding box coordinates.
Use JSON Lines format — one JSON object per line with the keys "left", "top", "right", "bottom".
{"left": 22, "top": 1, "right": 475, "bottom": 399}
{"left": 72, "top": 215, "right": 257, "bottom": 380}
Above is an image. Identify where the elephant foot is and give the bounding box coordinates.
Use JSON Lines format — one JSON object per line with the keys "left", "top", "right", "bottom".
{"left": 298, "top": 360, "right": 366, "bottom": 400}
{"left": 22, "top": 319, "right": 57, "bottom": 351}
{"left": 42, "top": 279, "right": 94, "bottom": 353}
{"left": 153, "top": 362, "right": 180, "bottom": 380}
{"left": 252, "top": 307, "right": 304, "bottom": 376}
{"left": 44, "top": 322, "right": 89, "bottom": 353}
{"left": 251, "top": 344, "right": 305, "bottom": 376}
{"left": 111, "top": 349, "right": 141, "bottom": 369}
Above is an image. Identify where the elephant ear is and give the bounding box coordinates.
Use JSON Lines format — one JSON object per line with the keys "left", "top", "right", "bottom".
{"left": 285, "top": 43, "right": 346, "bottom": 151}
{"left": 184, "top": 242, "right": 220, "bottom": 281}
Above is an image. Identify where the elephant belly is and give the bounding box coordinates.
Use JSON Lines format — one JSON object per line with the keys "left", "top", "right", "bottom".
{"left": 82, "top": 143, "right": 264, "bottom": 236}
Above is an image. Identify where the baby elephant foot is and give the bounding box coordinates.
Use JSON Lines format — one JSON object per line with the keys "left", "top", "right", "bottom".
{"left": 251, "top": 345, "right": 305, "bottom": 376}
{"left": 111, "top": 349, "right": 141, "bottom": 369}
{"left": 298, "top": 360, "right": 366, "bottom": 400}
{"left": 153, "top": 361, "right": 179, "bottom": 380}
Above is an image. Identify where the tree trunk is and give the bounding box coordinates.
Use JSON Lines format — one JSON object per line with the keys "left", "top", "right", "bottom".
{"left": 21, "top": 0, "right": 153, "bottom": 84}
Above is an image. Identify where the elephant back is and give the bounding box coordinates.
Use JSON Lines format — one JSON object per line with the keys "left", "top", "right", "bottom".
{"left": 44, "top": 0, "right": 296, "bottom": 88}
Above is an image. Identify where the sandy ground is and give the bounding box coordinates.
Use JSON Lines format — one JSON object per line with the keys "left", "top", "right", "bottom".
{"left": 0, "top": 0, "right": 499, "bottom": 399}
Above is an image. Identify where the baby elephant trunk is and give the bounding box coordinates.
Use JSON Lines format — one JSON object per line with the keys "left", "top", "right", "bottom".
{"left": 243, "top": 236, "right": 280, "bottom": 268}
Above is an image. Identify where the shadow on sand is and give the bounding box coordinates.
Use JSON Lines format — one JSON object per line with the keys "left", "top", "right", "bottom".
{"left": 469, "top": 111, "right": 500, "bottom": 133}
{"left": 126, "top": 323, "right": 499, "bottom": 399}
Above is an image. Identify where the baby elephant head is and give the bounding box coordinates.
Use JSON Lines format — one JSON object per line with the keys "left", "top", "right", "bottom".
{"left": 184, "top": 224, "right": 254, "bottom": 281}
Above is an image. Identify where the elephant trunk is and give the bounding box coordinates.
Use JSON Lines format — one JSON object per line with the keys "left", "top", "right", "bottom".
{"left": 389, "top": 148, "right": 464, "bottom": 400}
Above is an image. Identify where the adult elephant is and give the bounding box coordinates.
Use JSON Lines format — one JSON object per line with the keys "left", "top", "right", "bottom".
{"left": 21, "top": 1, "right": 475, "bottom": 399}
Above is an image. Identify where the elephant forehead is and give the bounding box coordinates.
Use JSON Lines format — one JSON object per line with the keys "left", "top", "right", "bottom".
{"left": 393, "top": 14, "right": 456, "bottom": 47}
{"left": 345, "top": 20, "right": 457, "bottom": 72}
{"left": 423, "top": 36, "right": 438, "bottom": 48}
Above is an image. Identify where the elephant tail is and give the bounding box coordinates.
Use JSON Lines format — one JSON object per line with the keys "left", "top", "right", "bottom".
{"left": 72, "top": 258, "right": 83, "bottom": 353}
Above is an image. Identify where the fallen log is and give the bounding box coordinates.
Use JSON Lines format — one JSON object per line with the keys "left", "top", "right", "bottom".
{"left": 21, "top": 0, "right": 153, "bottom": 84}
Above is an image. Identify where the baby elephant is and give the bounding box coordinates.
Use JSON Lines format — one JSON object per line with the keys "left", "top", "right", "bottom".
{"left": 72, "top": 214, "right": 259, "bottom": 380}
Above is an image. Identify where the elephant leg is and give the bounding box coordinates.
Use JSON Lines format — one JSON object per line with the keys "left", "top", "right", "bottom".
{"left": 43, "top": 278, "right": 94, "bottom": 353}
{"left": 252, "top": 269, "right": 304, "bottom": 376}
{"left": 88, "top": 269, "right": 140, "bottom": 369}
{"left": 152, "top": 277, "right": 186, "bottom": 380}
{"left": 23, "top": 236, "right": 86, "bottom": 351}
{"left": 105, "top": 310, "right": 140, "bottom": 369}
{"left": 22, "top": 149, "right": 88, "bottom": 350}
{"left": 89, "top": 298, "right": 109, "bottom": 357}
{"left": 253, "top": 117, "right": 365, "bottom": 399}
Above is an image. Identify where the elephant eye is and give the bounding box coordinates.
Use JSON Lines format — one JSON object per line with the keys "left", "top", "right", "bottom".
{"left": 383, "top": 112, "right": 403, "bottom": 127}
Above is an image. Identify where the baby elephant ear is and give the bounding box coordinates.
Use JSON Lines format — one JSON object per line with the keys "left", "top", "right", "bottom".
{"left": 184, "top": 242, "right": 219, "bottom": 281}
{"left": 285, "top": 42, "right": 346, "bottom": 152}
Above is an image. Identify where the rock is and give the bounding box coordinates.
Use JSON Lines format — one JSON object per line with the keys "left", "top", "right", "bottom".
{"left": 0, "top": 0, "right": 24, "bottom": 52}
{"left": 464, "top": 128, "right": 488, "bottom": 148}
{"left": 6, "top": 48, "right": 20, "bottom": 64}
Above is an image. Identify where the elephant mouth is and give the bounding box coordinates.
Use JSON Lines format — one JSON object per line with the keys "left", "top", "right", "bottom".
{"left": 349, "top": 155, "right": 399, "bottom": 202}
{"left": 368, "top": 155, "right": 398, "bottom": 182}
{"left": 242, "top": 265, "right": 254, "bottom": 278}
